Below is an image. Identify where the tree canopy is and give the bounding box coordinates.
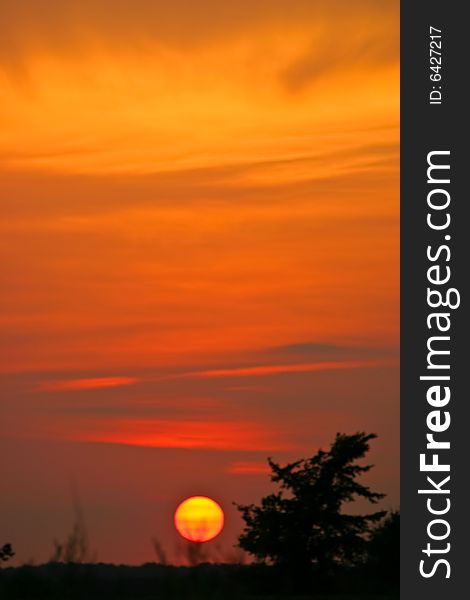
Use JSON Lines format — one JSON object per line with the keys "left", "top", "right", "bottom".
{"left": 0, "top": 543, "right": 14, "bottom": 564}
{"left": 236, "top": 432, "right": 386, "bottom": 579}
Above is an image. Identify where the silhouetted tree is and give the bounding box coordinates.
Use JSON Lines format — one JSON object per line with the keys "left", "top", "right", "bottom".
{"left": 0, "top": 543, "right": 14, "bottom": 564}
{"left": 235, "top": 433, "right": 385, "bottom": 587}
{"left": 366, "top": 510, "right": 400, "bottom": 588}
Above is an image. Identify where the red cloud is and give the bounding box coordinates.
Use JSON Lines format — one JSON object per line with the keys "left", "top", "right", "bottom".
{"left": 226, "top": 461, "right": 271, "bottom": 475}
{"left": 70, "top": 418, "right": 295, "bottom": 452}
{"left": 178, "top": 359, "right": 394, "bottom": 380}
{"left": 37, "top": 376, "right": 139, "bottom": 392}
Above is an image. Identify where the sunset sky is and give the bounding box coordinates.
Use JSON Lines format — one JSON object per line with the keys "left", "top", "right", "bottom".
{"left": 0, "top": 0, "right": 399, "bottom": 565}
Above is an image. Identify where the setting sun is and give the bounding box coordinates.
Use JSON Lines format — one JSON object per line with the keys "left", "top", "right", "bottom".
{"left": 174, "top": 496, "right": 224, "bottom": 543}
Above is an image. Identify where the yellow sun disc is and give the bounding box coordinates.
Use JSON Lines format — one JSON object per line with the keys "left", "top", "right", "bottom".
{"left": 174, "top": 496, "right": 224, "bottom": 543}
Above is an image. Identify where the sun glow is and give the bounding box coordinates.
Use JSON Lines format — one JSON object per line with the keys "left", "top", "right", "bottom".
{"left": 174, "top": 496, "right": 224, "bottom": 543}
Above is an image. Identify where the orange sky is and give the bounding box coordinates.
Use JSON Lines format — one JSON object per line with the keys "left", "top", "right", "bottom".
{"left": 0, "top": 0, "right": 399, "bottom": 565}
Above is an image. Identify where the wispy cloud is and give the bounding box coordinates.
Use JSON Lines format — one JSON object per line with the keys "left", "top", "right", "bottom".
{"left": 37, "top": 376, "right": 139, "bottom": 392}
{"left": 70, "top": 419, "right": 295, "bottom": 452}
{"left": 265, "top": 341, "right": 396, "bottom": 360}
{"left": 173, "top": 359, "right": 395, "bottom": 380}
{"left": 226, "top": 461, "right": 271, "bottom": 475}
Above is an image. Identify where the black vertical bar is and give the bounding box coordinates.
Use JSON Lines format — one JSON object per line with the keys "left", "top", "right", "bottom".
{"left": 401, "top": 2, "right": 468, "bottom": 598}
